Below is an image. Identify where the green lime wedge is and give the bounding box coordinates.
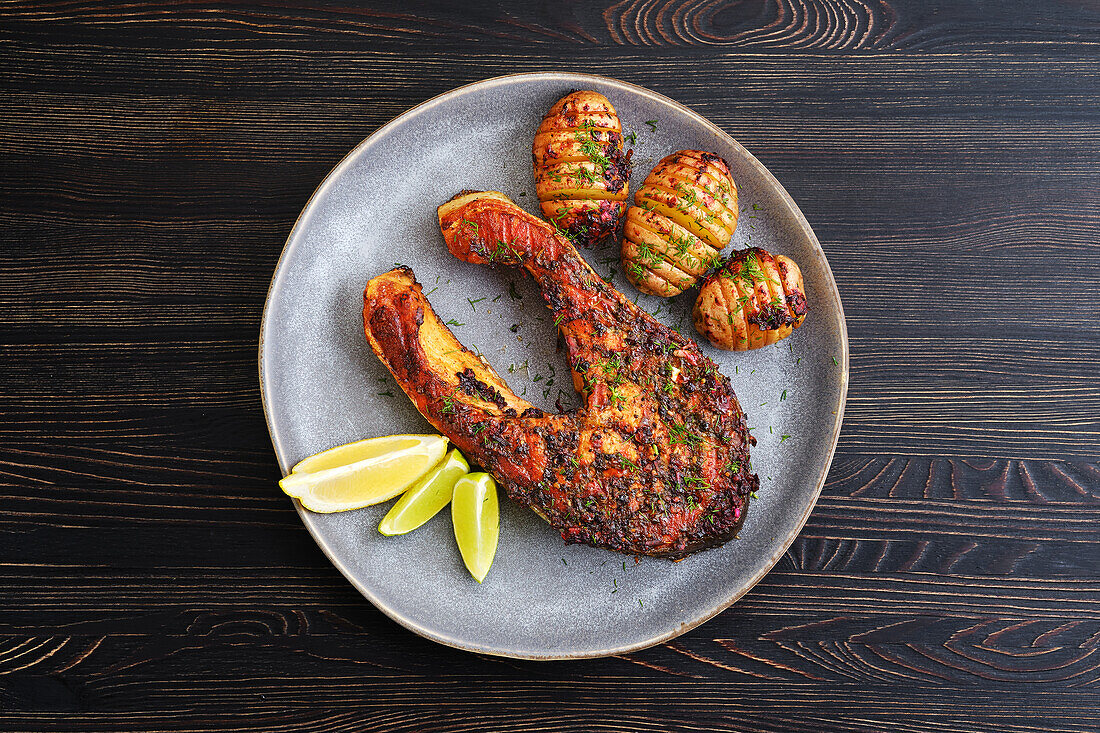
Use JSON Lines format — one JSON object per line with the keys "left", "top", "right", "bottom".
{"left": 378, "top": 448, "right": 469, "bottom": 536}
{"left": 451, "top": 472, "right": 499, "bottom": 583}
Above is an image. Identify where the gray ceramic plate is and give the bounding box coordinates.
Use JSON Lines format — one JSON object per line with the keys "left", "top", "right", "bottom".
{"left": 260, "top": 72, "right": 847, "bottom": 659}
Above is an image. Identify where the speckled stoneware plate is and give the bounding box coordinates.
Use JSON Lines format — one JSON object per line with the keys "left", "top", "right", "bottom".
{"left": 260, "top": 72, "right": 848, "bottom": 659}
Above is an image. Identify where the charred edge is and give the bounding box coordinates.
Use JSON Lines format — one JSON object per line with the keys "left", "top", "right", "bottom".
{"left": 698, "top": 151, "right": 731, "bottom": 173}
{"left": 604, "top": 133, "right": 632, "bottom": 193}
{"left": 562, "top": 200, "right": 625, "bottom": 247}
{"left": 447, "top": 189, "right": 481, "bottom": 203}
{"left": 749, "top": 303, "right": 796, "bottom": 331}
{"left": 456, "top": 367, "right": 508, "bottom": 412}
{"left": 786, "top": 291, "right": 808, "bottom": 318}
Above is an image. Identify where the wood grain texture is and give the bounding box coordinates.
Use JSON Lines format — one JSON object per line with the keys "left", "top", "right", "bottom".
{"left": 2, "top": 0, "right": 1099, "bottom": 52}
{"left": 1, "top": 1, "right": 1099, "bottom": 731}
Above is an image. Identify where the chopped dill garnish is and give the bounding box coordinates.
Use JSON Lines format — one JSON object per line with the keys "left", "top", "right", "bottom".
{"left": 684, "top": 475, "right": 711, "bottom": 491}
{"left": 669, "top": 422, "right": 702, "bottom": 447}
{"left": 626, "top": 261, "right": 647, "bottom": 281}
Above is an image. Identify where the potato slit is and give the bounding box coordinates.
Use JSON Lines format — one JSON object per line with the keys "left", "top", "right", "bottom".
{"left": 721, "top": 275, "right": 750, "bottom": 349}
{"left": 543, "top": 188, "right": 628, "bottom": 202}
{"left": 635, "top": 196, "right": 725, "bottom": 248}
{"left": 623, "top": 238, "right": 695, "bottom": 285}
{"left": 633, "top": 216, "right": 717, "bottom": 259}
{"left": 625, "top": 256, "right": 682, "bottom": 297}
{"left": 627, "top": 217, "right": 718, "bottom": 277}
{"left": 639, "top": 181, "right": 736, "bottom": 232}
{"left": 648, "top": 167, "right": 738, "bottom": 214}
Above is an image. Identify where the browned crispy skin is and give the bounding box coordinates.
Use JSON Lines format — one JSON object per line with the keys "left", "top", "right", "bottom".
{"left": 364, "top": 191, "right": 758, "bottom": 558}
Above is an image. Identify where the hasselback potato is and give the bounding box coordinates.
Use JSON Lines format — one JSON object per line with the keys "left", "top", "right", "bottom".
{"left": 533, "top": 91, "right": 632, "bottom": 247}
{"left": 622, "top": 150, "right": 738, "bottom": 297}
{"left": 693, "top": 247, "right": 807, "bottom": 350}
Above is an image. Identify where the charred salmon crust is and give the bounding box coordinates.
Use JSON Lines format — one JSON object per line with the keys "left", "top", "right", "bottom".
{"left": 363, "top": 191, "right": 758, "bottom": 559}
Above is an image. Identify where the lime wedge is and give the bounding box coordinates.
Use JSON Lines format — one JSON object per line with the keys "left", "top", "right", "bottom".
{"left": 279, "top": 435, "right": 448, "bottom": 513}
{"left": 289, "top": 434, "right": 442, "bottom": 475}
{"left": 379, "top": 448, "right": 469, "bottom": 536}
{"left": 451, "top": 472, "right": 500, "bottom": 583}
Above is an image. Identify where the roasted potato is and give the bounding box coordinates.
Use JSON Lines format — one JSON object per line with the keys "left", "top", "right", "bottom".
{"left": 622, "top": 150, "right": 738, "bottom": 297}
{"left": 533, "top": 91, "right": 632, "bottom": 247}
{"left": 692, "top": 247, "right": 807, "bottom": 350}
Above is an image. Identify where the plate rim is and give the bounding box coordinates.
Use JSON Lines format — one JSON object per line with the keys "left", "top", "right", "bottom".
{"left": 258, "top": 71, "right": 849, "bottom": 660}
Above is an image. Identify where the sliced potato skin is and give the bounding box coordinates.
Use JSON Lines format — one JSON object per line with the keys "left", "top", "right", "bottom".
{"left": 622, "top": 150, "right": 738, "bottom": 296}
{"left": 533, "top": 91, "right": 632, "bottom": 247}
{"left": 692, "top": 247, "right": 808, "bottom": 351}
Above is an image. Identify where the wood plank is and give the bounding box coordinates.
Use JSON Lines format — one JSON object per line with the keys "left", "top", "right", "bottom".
{"left": 0, "top": 678, "right": 1098, "bottom": 733}
{"left": 1, "top": 610, "right": 1098, "bottom": 684}
{"left": 3, "top": 45, "right": 1098, "bottom": 98}
{"left": 1, "top": 0, "right": 1098, "bottom": 52}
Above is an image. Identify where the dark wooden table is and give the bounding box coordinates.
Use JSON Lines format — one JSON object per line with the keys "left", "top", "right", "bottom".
{"left": 3, "top": 2, "right": 1098, "bottom": 731}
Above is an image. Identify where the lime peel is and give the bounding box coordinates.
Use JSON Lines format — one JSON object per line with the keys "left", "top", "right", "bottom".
{"left": 279, "top": 434, "right": 448, "bottom": 513}
{"left": 379, "top": 448, "right": 469, "bottom": 536}
{"left": 290, "top": 434, "right": 442, "bottom": 475}
{"left": 451, "top": 472, "right": 500, "bottom": 583}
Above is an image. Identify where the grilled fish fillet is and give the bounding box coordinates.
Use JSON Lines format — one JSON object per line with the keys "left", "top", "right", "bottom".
{"left": 363, "top": 191, "right": 758, "bottom": 558}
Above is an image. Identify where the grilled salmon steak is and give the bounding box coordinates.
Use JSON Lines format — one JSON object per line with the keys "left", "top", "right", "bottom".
{"left": 363, "top": 191, "right": 758, "bottom": 558}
